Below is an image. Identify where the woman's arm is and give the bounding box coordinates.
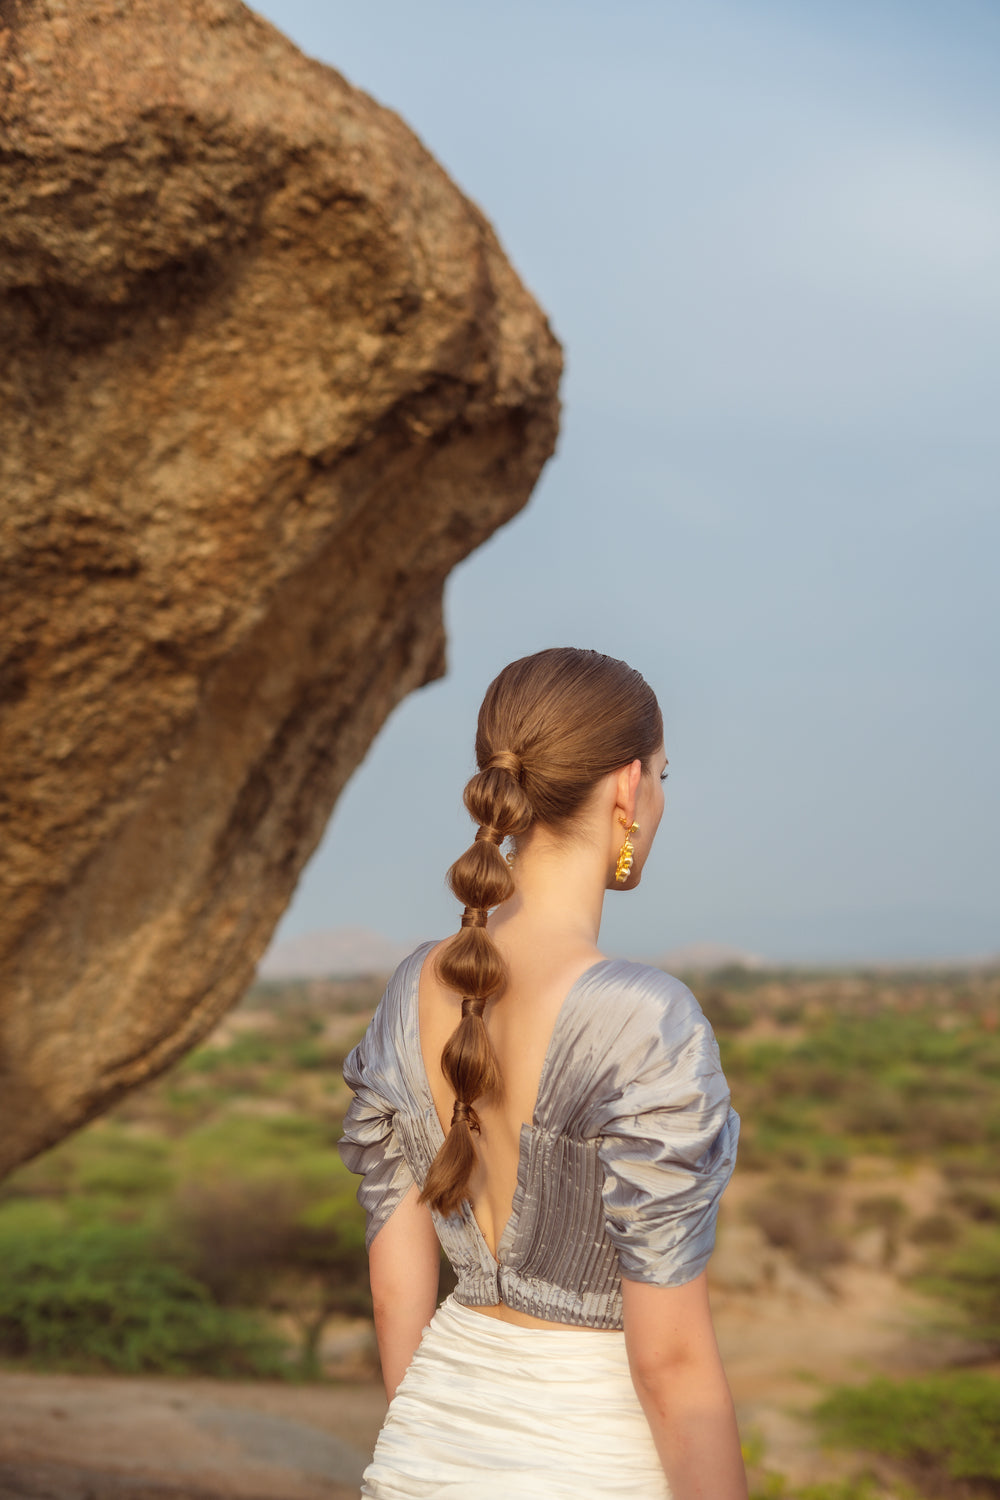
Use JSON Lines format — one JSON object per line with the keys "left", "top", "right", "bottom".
{"left": 622, "top": 1271, "right": 748, "bottom": 1500}
{"left": 368, "top": 1181, "right": 441, "bottom": 1401}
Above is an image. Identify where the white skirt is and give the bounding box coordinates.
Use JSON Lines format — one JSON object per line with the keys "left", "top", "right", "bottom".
{"left": 361, "top": 1294, "right": 671, "bottom": 1499}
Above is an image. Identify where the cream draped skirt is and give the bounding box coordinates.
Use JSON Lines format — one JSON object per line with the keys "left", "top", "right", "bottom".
{"left": 361, "top": 1295, "right": 671, "bottom": 1499}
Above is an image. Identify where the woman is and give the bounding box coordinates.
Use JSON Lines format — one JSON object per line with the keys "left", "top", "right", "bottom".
{"left": 339, "top": 647, "right": 746, "bottom": 1499}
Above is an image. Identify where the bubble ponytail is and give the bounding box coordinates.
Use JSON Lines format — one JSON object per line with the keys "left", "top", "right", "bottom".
{"left": 419, "top": 754, "right": 532, "bottom": 1216}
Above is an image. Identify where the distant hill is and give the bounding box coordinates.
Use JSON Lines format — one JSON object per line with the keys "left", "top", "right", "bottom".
{"left": 257, "top": 928, "right": 770, "bottom": 980}
{"left": 256, "top": 927, "right": 413, "bottom": 979}
{"left": 257, "top": 928, "right": 998, "bottom": 981}
{"left": 657, "top": 943, "right": 1000, "bottom": 973}
{"left": 656, "top": 941, "right": 768, "bottom": 973}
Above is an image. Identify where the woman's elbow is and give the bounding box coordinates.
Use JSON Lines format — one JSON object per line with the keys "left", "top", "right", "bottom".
{"left": 629, "top": 1343, "right": 719, "bottom": 1393}
{"left": 622, "top": 1268, "right": 727, "bottom": 1393}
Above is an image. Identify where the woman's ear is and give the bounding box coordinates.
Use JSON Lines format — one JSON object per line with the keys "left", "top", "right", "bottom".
{"left": 615, "top": 758, "right": 643, "bottom": 823}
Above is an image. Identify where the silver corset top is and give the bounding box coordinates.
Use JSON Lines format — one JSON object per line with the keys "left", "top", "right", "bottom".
{"left": 338, "top": 942, "right": 740, "bottom": 1331}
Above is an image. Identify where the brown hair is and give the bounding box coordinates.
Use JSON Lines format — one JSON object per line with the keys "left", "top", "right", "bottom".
{"left": 419, "top": 647, "right": 663, "bottom": 1216}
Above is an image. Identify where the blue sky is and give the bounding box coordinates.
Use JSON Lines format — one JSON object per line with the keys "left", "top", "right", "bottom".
{"left": 254, "top": 1, "right": 999, "bottom": 963}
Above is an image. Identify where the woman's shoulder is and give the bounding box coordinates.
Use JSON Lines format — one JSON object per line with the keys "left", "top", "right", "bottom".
{"left": 585, "top": 957, "right": 706, "bottom": 1033}
{"left": 542, "top": 958, "right": 719, "bottom": 1130}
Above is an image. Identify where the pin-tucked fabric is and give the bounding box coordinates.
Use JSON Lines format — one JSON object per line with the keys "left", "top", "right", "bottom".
{"left": 338, "top": 942, "right": 739, "bottom": 1331}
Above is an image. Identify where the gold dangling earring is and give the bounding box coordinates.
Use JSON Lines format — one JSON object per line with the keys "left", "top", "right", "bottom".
{"left": 615, "top": 816, "right": 639, "bottom": 883}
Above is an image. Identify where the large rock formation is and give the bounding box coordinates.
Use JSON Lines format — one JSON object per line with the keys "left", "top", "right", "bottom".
{"left": 0, "top": 0, "right": 562, "bottom": 1176}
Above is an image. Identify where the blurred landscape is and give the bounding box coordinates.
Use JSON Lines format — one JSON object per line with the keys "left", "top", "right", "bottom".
{"left": 2, "top": 960, "right": 999, "bottom": 1498}
{"left": 5, "top": 1, "right": 996, "bottom": 1495}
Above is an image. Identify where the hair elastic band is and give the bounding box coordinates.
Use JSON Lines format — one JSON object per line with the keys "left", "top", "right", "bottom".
{"left": 451, "top": 1099, "right": 481, "bottom": 1133}
{"left": 484, "top": 749, "right": 523, "bottom": 780}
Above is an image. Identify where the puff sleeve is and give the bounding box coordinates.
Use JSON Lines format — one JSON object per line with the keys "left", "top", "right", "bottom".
{"left": 597, "top": 980, "right": 740, "bottom": 1287}
{"left": 338, "top": 1015, "right": 416, "bottom": 1251}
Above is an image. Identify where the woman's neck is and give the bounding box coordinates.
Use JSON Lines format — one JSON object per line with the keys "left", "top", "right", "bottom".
{"left": 489, "top": 827, "right": 608, "bottom": 951}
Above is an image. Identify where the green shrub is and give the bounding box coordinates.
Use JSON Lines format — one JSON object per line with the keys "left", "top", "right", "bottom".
{"left": 0, "top": 1199, "right": 65, "bottom": 1237}
{"left": 730, "top": 1127, "right": 771, "bottom": 1171}
{"left": 0, "top": 1151, "right": 76, "bottom": 1201}
{"left": 839, "top": 1084, "right": 908, "bottom": 1139}
{"left": 903, "top": 1097, "right": 996, "bottom": 1152}
{"left": 74, "top": 1135, "right": 173, "bottom": 1200}
{"left": 0, "top": 1219, "right": 286, "bottom": 1376}
{"left": 699, "top": 990, "right": 755, "bottom": 1033}
{"left": 177, "top": 1112, "right": 333, "bottom": 1176}
{"left": 205, "top": 1033, "right": 277, "bottom": 1068}
{"left": 168, "top": 1177, "right": 305, "bottom": 1306}
{"left": 743, "top": 1424, "right": 914, "bottom": 1500}
{"left": 910, "top": 1223, "right": 1000, "bottom": 1351}
{"left": 1, "top": 1127, "right": 174, "bottom": 1205}
{"left": 815, "top": 1371, "right": 1000, "bottom": 1486}
{"left": 290, "top": 1039, "right": 338, "bottom": 1069}
{"left": 167, "top": 1168, "right": 370, "bottom": 1376}
{"left": 749, "top": 1477, "right": 888, "bottom": 1500}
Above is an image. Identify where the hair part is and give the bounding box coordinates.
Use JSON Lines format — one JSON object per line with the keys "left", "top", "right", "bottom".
{"left": 419, "top": 648, "right": 662, "bottom": 1217}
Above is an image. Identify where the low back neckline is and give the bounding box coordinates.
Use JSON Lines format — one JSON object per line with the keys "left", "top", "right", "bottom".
{"left": 407, "top": 941, "right": 616, "bottom": 1260}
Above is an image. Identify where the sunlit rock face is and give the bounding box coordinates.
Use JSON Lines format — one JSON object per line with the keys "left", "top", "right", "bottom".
{"left": 0, "top": 0, "right": 561, "bottom": 1176}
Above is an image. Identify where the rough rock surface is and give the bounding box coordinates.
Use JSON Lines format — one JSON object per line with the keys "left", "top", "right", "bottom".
{"left": 0, "top": 0, "right": 562, "bottom": 1176}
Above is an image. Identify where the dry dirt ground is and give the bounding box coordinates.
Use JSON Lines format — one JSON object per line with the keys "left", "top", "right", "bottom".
{"left": 0, "top": 1372, "right": 382, "bottom": 1500}
{"left": 0, "top": 1165, "right": 977, "bottom": 1499}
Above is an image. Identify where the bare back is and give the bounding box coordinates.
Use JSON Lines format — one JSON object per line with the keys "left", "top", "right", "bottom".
{"left": 418, "top": 927, "right": 604, "bottom": 1326}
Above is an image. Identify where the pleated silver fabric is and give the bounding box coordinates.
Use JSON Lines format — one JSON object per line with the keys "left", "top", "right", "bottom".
{"left": 361, "top": 1294, "right": 672, "bottom": 1499}
{"left": 340, "top": 942, "right": 739, "bottom": 1329}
